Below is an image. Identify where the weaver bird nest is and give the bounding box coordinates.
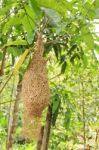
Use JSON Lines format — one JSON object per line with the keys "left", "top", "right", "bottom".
{"left": 22, "top": 33, "right": 50, "bottom": 140}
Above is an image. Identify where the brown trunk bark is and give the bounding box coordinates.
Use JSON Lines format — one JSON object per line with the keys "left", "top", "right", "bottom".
{"left": 37, "top": 126, "right": 44, "bottom": 150}
{"left": 0, "top": 48, "right": 6, "bottom": 76}
{"left": 6, "top": 80, "right": 22, "bottom": 150}
{"left": 40, "top": 106, "right": 52, "bottom": 150}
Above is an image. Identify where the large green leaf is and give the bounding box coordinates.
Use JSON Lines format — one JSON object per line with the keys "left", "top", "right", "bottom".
{"left": 13, "top": 48, "right": 31, "bottom": 75}
{"left": 41, "top": 7, "right": 61, "bottom": 25}
{"left": 2, "top": 16, "right": 22, "bottom": 34}
{"left": 29, "top": 0, "right": 41, "bottom": 17}
{"left": 37, "top": 0, "right": 71, "bottom": 15}
{"left": 22, "top": 15, "right": 33, "bottom": 34}
{"left": 3, "top": 39, "right": 27, "bottom": 47}
{"left": 22, "top": 14, "right": 35, "bottom": 44}
{"left": 25, "top": 5, "right": 36, "bottom": 22}
{"left": 0, "top": 2, "right": 18, "bottom": 16}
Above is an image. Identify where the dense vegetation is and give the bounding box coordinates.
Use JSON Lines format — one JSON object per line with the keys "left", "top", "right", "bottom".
{"left": 0, "top": 0, "right": 99, "bottom": 150}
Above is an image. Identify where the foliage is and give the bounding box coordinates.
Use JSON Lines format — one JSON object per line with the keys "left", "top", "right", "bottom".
{"left": 0, "top": 0, "right": 99, "bottom": 149}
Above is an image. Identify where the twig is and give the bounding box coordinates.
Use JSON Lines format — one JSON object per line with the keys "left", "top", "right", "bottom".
{"left": 81, "top": 81, "right": 86, "bottom": 148}
{"left": 0, "top": 73, "right": 13, "bottom": 93}
{"left": 0, "top": 48, "right": 6, "bottom": 76}
{"left": 49, "top": 73, "right": 61, "bottom": 80}
{"left": 0, "top": 100, "right": 15, "bottom": 105}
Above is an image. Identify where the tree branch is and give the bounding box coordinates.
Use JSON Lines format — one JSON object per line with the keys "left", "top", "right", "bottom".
{"left": 0, "top": 48, "right": 6, "bottom": 76}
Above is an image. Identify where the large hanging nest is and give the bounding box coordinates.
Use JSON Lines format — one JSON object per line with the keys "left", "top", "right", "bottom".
{"left": 21, "top": 33, "right": 50, "bottom": 140}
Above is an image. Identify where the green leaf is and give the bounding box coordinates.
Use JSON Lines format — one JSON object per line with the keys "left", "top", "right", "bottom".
{"left": 2, "top": 16, "right": 22, "bottom": 34}
{"left": 61, "top": 61, "right": 67, "bottom": 74}
{"left": 64, "top": 108, "right": 71, "bottom": 130}
{"left": 27, "top": 33, "right": 35, "bottom": 45}
{"left": 60, "top": 54, "right": 66, "bottom": 64}
{"left": 88, "top": 9, "right": 96, "bottom": 19}
{"left": 7, "top": 47, "right": 23, "bottom": 56}
{"left": 22, "top": 15, "right": 33, "bottom": 34}
{"left": 22, "top": 14, "right": 35, "bottom": 44}
{"left": 53, "top": 44, "right": 60, "bottom": 59}
{"left": 0, "top": 2, "right": 18, "bottom": 16}
{"left": 13, "top": 48, "right": 31, "bottom": 75}
{"left": 41, "top": 7, "right": 61, "bottom": 25}
{"left": 82, "top": 54, "right": 88, "bottom": 67}
{"left": 29, "top": 0, "right": 41, "bottom": 17}
{"left": 52, "top": 94, "right": 61, "bottom": 126}
{"left": 82, "top": 33, "right": 94, "bottom": 49}
{"left": 94, "top": 0, "right": 99, "bottom": 9}
{"left": 0, "top": 51, "right": 3, "bottom": 60}
{"left": 52, "top": 94, "right": 60, "bottom": 114}
{"left": 70, "top": 53, "right": 80, "bottom": 64}
{"left": 25, "top": 5, "right": 36, "bottom": 22}
{"left": 95, "top": 43, "right": 99, "bottom": 54}
{"left": 37, "top": 0, "right": 71, "bottom": 16}
{"left": 4, "top": 40, "right": 27, "bottom": 47}
{"left": 68, "top": 44, "right": 77, "bottom": 55}
{"left": 95, "top": 8, "right": 99, "bottom": 18}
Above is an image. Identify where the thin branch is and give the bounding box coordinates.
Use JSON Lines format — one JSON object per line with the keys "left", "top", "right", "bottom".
{"left": 81, "top": 81, "right": 86, "bottom": 148}
{"left": 0, "top": 100, "right": 15, "bottom": 105}
{"left": 39, "top": 16, "right": 49, "bottom": 33}
{"left": 49, "top": 73, "right": 61, "bottom": 80}
{"left": 45, "top": 39, "right": 64, "bottom": 45}
{"left": 0, "top": 48, "right": 6, "bottom": 76}
{"left": 0, "top": 73, "right": 13, "bottom": 93}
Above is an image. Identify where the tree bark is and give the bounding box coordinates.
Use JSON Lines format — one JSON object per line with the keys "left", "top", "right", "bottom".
{"left": 6, "top": 80, "right": 22, "bottom": 150}
{"left": 37, "top": 126, "right": 44, "bottom": 150}
{"left": 0, "top": 48, "right": 6, "bottom": 76}
{"left": 40, "top": 106, "right": 52, "bottom": 150}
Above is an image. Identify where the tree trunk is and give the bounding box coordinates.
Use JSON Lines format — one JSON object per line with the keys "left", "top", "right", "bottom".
{"left": 6, "top": 80, "right": 22, "bottom": 150}
{"left": 40, "top": 106, "right": 52, "bottom": 150}
{"left": 37, "top": 126, "right": 44, "bottom": 150}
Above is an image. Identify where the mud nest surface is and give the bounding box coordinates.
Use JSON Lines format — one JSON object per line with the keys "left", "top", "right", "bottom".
{"left": 22, "top": 33, "right": 50, "bottom": 140}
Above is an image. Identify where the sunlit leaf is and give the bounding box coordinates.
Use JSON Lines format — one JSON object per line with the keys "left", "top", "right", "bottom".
{"left": 2, "top": 17, "right": 22, "bottom": 34}
{"left": 4, "top": 39, "right": 27, "bottom": 47}
{"left": 13, "top": 48, "right": 30, "bottom": 75}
